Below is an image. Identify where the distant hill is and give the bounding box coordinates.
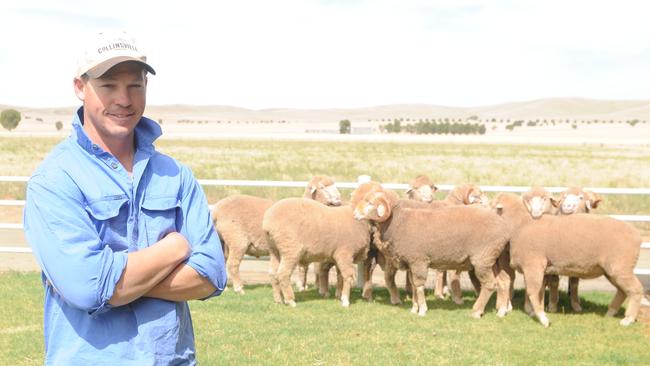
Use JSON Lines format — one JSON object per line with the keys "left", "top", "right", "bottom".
{"left": 3, "top": 98, "right": 650, "bottom": 124}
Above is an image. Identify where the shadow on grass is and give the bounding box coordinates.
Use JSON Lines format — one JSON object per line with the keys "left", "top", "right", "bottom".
{"left": 237, "top": 284, "right": 613, "bottom": 318}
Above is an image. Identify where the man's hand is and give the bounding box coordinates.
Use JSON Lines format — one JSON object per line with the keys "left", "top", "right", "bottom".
{"left": 108, "top": 232, "right": 191, "bottom": 306}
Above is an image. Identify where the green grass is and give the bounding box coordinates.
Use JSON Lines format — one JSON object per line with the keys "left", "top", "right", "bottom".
{"left": 1, "top": 272, "right": 649, "bottom": 365}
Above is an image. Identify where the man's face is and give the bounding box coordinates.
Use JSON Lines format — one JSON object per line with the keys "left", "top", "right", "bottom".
{"left": 74, "top": 61, "right": 147, "bottom": 142}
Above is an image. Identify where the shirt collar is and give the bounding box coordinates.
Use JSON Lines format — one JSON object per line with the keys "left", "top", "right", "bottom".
{"left": 71, "top": 107, "right": 162, "bottom": 155}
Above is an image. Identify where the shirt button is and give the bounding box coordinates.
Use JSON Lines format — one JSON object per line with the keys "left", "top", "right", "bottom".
{"left": 92, "top": 144, "right": 98, "bottom": 150}
{"left": 111, "top": 162, "right": 119, "bottom": 169}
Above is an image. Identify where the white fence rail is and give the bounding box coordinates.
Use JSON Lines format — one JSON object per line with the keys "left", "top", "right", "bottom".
{"left": 1, "top": 177, "right": 649, "bottom": 275}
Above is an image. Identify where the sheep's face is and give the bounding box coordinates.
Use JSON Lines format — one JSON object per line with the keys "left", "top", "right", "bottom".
{"left": 448, "top": 184, "right": 488, "bottom": 206}
{"left": 316, "top": 183, "right": 342, "bottom": 206}
{"left": 407, "top": 184, "right": 437, "bottom": 203}
{"left": 466, "top": 187, "right": 489, "bottom": 206}
{"left": 554, "top": 188, "right": 602, "bottom": 215}
{"left": 353, "top": 192, "right": 391, "bottom": 222}
{"left": 522, "top": 188, "right": 554, "bottom": 219}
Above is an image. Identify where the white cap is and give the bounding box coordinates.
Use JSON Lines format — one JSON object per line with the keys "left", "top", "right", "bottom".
{"left": 76, "top": 31, "right": 156, "bottom": 78}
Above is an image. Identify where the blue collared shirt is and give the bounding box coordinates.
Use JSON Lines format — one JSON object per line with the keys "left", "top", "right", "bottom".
{"left": 24, "top": 107, "right": 227, "bottom": 365}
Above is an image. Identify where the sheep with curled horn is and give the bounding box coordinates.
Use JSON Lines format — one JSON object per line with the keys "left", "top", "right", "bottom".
{"left": 354, "top": 189, "right": 511, "bottom": 318}
{"left": 493, "top": 188, "right": 643, "bottom": 327}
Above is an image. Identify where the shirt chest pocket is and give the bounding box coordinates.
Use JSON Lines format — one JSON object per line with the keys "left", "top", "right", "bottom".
{"left": 85, "top": 197, "right": 129, "bottom": 251}
{"left": 141, "top": 196, "right": 181, "bottom": 245}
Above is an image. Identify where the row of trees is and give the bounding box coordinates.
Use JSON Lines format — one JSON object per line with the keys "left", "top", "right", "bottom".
{"left": 380, "top": 119, "right": 486, "bottom": 135}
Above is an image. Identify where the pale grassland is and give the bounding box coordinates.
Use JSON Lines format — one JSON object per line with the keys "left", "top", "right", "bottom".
{"left": 1, "top": 137, "right": 649, "bottom": 232}
{"left": 1, "top": 272, "right": 649, "bottom": 365}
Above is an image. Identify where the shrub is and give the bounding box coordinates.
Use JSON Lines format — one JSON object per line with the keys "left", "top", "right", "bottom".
{"left": 339, "top": 119, "right": 351, "bottom": 134}
{"left": 55, "top": 121, "right": 63, "bottom": 131}
{"left": 0, "top": 109, "right": 21, "bottom": 131}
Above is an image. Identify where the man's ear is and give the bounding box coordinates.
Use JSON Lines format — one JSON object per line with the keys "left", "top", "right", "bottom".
{"left": 73, "top": 77, "right": 86, "bottom": 101}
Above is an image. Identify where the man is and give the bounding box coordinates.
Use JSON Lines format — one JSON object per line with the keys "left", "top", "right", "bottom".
{"left": 23, "top": 31, "right": 227, "bottom": 365}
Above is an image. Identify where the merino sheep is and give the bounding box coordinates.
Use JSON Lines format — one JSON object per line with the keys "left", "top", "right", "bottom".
{"left": 263, "top": 198, "right": 371, "bottom": 307}
{"left": 295, "top": 176, "right": 343, "bottom": 290}
{"left": 406, "top": 175, "right": 438, "bottom": 203}
{"left": 354, "top": 190, "right": 510, "bottom": 317}
{"left": 546, "top": 187, "right": 603, "bottom": 313}
{"left": 212, "top": 175, "right": 342, "bottom": 294}
{"left": 406, "top": 179, "right": 488, "bottom": 303}
{"left": 492, "top": 191, "right": 643, "bottom": 327}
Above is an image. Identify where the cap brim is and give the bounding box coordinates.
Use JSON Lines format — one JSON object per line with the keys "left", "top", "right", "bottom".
{"left": 84, "top": 56, "right": 156, "bottom": 78}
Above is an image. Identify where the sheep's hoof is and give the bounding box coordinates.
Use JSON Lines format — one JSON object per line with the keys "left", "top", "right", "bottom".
{"left": 418, "top": 308, "right": 427, "bottom": 316}
{"left": 341, "top": 296, "right": 350, "bottom": 308}
{"left": 471, "top": 311, "right": 483, "bottom": 319}
{"left": 507, "top": 301, "right": 513, "bottom": 313}
{"left": 620, "top": 317, "right": 635, "bottom": 326}
{"left": 547, "top": 305, "right": 557, "bottom": 313}
{"left": 410, "top": 305, "right": 419, "bottom": 314}
{"left": 391, "top": 298, "right": 402, "bottom": 305}
{"left": 453, "top": 297, "right": 464, "bottom": 305}
{"left": 285, "top": 300, "right": 297, "bottom": 307}
{"left": 606, "top": 308, "right": 618, "bottom": 317}
{"left": 571, "top": 304, "right": 583, "bottom": 313}
{"left": 496, "top": 307, "right": 508, "bottom": 318}
{"left": 234, "top": 286, "right": 245, "bottom": 295}
{"left": 537, "top": 313, "right": 550, "bottom": 327}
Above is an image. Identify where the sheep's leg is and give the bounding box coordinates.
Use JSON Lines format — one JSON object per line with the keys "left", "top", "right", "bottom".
{"left": 318, "top": 262, "right": 333, "bottom": 298}
{"left": 277, "top": 254, "right": 299, "bottom": 307}
{"left": 333, "top": 258, "right": 355, "bottom": 307}
{"left": 470, "top": 264, "right": 498, "bottom": 319}
{"left": 523, "top": 267, "right": 550, "bottom": 327}
{"left": 268, "top": 249, "right": 283, "bottom": 304}
{"left": 296, "top": 264, "right": 309, "bottom": 292}
{"left": 361, "top": 251, "right": 377, "bottom": 300}
{"left": 406, "top": 269, "right": 418, "bottom": 314}
{"left": 606, "top": 272, "right": 644, "bottom": 326}
{"left": 546, "top": 275, "right": 560, "bottom": 313}
{"left": 568, "top": 277, "right": 582, "bottom": 312}
{"left": 410, "top": 262, "right": 429, "bottom": 316}
{"left": 433, "top": 270, "right": 446, "bottom": 299}
{"left": 335, "top": 267, "right": 343, "bottom": 299}
{"left": 606, "top": 288, "right": 626, "bottom": 317}
{"left": 494, "top": 267, "right": 512, "bottom": 317}
{"left": 468, "top": 269, "right": 481, "bottom": 296}
{"left": 383, "top": 260, "right": 401, "bottom": 305}
{"left": 449, "top": 270, "right": 463, "bottom": 305}
{"left": 496, "top": 250, "right": 514, "bottom": 313}
{"left": 225, "top": 241, "right": 248, "bottom": 294}
{"left": 405, "top": 266, "right": 414, "bottom": 298}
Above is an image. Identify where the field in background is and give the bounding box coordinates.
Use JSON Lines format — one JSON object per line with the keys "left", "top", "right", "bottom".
{"left": 1, "top": 272, "right": 649, "bottom": 365}
{"left": 1, "top": 136, "right": 648, "bottom": 231}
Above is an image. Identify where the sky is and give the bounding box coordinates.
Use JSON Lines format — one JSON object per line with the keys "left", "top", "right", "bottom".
{"left": 1, "top": 0, "right": 649, "bottom": 109}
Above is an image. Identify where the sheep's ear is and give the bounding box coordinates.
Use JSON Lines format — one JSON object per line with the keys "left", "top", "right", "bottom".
{"left": 494, "top": 203, "right": 504, "bottom": 216}
{"left": 406, "top": 187, "right": 414, "bottom": 195}
{"left": 550, "top": 196, "right": 560, "bottom": 208}
{"left": 431, "top": 184, "right": 438, "bottom": 192}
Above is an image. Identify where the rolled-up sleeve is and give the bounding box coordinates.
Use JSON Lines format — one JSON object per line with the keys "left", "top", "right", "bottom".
{"left": 178, "top": 166, "right": 227, "bottom": 299}
{"left": 24, "top": 173, "right": 127, "bottom": 316}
